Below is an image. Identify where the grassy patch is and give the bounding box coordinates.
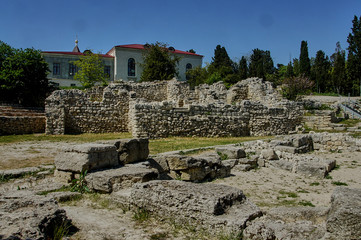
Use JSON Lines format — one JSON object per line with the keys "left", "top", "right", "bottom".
{"left": 0, "top": 132, "right": 132, "bottom": 145}
{"left": 325, "top": 175, "right": 333, "bottom": 179}
{"left": 338, "top": 119, "right": 361, "bottom": 128}
{"left": 133, "top": 207, "right": 151, "bottom": 223}
{"left": 217, "top": 152, "right": 229, "bottom": 161}
{"left": 279, "top": 190, "right": 298, "bottom": 198}
{"left": 37, "top": 185, "right": 72, "bottom": 195}
{"left": 310, "top": 182, "right": 320, "bottom": 186}
{"left": 298, "top": 200, "right": 315, "bottom": 207}
{"left": 332, "top": 181, "right": 348, "bottom": 186}
{"left": 149, "top": 136, "right": 271, "bottom": 154}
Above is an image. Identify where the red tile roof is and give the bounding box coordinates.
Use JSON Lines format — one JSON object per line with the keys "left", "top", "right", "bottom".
{"left": 110, "top": 44, "right": 203, "bottom": 57}
{"left": 42, "top": 51, "right": 114, "bottom": 58}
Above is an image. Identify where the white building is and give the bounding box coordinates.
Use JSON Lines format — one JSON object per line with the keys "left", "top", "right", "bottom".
{"left": 42, "top": 42, "right": 203, "bottom": 87}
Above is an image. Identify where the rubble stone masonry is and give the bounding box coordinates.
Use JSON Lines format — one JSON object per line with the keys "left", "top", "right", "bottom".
{"left": 45, "top": 78, "right": 303, "bottom": 138}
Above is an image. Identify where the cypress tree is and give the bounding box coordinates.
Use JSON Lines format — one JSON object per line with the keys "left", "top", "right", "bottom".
{"left": 347, "top": 15, "right": 361, "bottom": 96}
{"left": 299, "top": 41, "right": 311, "bottom": 77}
{"left": 313, "top": 50, "right": 330, "bottom": 93}
{"left": 330, "top": 42, "right": 346, "bottom": 94}
{"left": 239, "top": 56, "right": 248, "bottom": 80}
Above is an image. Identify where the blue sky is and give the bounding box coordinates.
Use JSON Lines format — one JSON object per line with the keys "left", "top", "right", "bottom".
{"left": 1, "top": 0, "right": 360, "bottom": 66}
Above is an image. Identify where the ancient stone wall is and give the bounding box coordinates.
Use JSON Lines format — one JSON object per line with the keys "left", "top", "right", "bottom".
{"left": 45, "top": 88, "right": 129, "bottom": 134}
{"left": 129, "top": 100, "right": 302, "bottom": 138}
{"left": 45, "top": 78, "right": 303, "bottom": 137}
{"left": 0, "top": 116, "right": 45, "bottom": 135}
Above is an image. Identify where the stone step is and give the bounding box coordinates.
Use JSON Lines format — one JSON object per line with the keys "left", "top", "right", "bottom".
{"left": 85, "top": 163, "right": 158, "bottom": 193}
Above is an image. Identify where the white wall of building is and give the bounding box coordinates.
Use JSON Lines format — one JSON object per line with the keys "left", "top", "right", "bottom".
{"left": 110, "top": 47, "right": 203, "bottom": 82}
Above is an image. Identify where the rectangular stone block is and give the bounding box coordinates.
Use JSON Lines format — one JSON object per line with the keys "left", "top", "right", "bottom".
{"left": 215, "top": 146, "right": 246, "bottom": 159}
{"left": 55, "top": 143, "right": 118, "bottom": 173}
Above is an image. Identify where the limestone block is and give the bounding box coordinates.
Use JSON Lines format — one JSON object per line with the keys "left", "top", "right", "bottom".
{"left": 180, "top": 167, "right": 210, "bottom": 181}
{"left": 55, "top": 143, "right": 118, "bottom": 173}
{"left": 116, "top": 138, "right": 149, "bottom": 164}
{"left": 261, "top": 149, "right": 279, "bottom": 160}
{"left": 129, "top": 180, "right": 262, "bottom": 231}
{"left": 268, "top": 160, "right": 293, "bottom": 171}
{"left": 85, "top": 163, "right": 158, "bottom": 193}
{"left": 215, "top": 146, "right": 246, "bottom": 159}
{"left": 238, "top": 158, "right": 257, "bottom": 165}
{"left": 326, "top": 187, "right": 361, "bottom": 239}
{"left": 222, "top": 159, "right": 239, "bottom": 168}
{"left": 295, "top": 161, "right": 327, "bottom": 178}
{"left": 165, "top": 155, "right": 202, "bottom": 170}
{"left": 148, "top": 157, "right": 170, "bottom": 173}
{"left": 275, "top": 145, "right": 296, "bottom": 154}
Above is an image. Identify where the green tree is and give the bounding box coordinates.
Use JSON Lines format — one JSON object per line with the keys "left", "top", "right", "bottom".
{"left": 299, "top": 41, "right": 311, "bottom": 77}
{"left": 73, "top": 52, "right": 108, "bottom": 88}
{"left": 347, "top": 15, "right": 361, "bottom": 96}
{"left": 140, "top": 42, "right": 180, "bottom": 82}
{"left": 0, "top": 41, "right": 49, "bottom": 107}
{"left": 312, "top": 50, "right": 330, "bottom": 93}
{"left": 286, "top": 62, "right": 294, "bottom": 78}
{"left": 292, "top": 58, "right": 300, "bottom": 76}
{"left": 186, "top": 66, "right": 208, "bottom": 88}
{"left": 238, "top": 56, "right": 248, "bottom": 80}
{"left": 248, "top": 49, "right": 274, "bottom": 80}
{"left": 208, "top": 45, "right": 234, "bottom": 78}
{"left": 330, "top": 42, "right": 346, "bottom": 94}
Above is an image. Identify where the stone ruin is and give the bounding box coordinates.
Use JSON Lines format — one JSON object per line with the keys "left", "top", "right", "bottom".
{"left": 1, "top": 133, "right": 361, "bottom": 239}
{"left": 45, "top": 78, "right": 303, "bottom": 138}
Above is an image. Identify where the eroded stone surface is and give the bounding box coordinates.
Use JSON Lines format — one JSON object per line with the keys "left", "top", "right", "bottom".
{"left": 127, "top": 180, "right": 262, "bottom": 232}
{"left": 0, "top": 190, "right": 70, "bottom": 240}
{"left": 326, "top": 187, "right": 361, "bottom": 240}
{"left": 55, "top": 143, "right": 118, "bottom": 173}
{"left": 85, "top": 163, "right": 158, "bottom": 193}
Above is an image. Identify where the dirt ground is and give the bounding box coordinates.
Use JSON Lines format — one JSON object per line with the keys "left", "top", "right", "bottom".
{"left": 0, "top": 138, "right": 360, "bottom": 239}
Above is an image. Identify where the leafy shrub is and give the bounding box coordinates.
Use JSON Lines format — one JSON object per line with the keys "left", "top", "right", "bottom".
{"left": 70, "top": 170, "right": 90, "bottom": 194}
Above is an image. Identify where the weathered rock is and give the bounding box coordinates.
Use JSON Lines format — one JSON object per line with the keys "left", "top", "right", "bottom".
{"left": 267, "top": 206, "right": 328, "bottom": 224}
{"left": 326, "top": 187, "right": 361, "bottom": 239}
{"left": 261, "top": 149, "right": 279, "bottom": 160}
{"left": 275, "top": 145, "right": 297, "bottom": 154}
{"left": 128, "top": 180, "right": 262, "bottom": 232}
{"left": 295, "top": 161, "right": 328, "bottom": 178}
{"left": 233, "top": 164, "right": 254, "bottom": 172}
{"left": 150, "top": 154, "right": 230, "bottom": 182}
{"left": 268, "top": 160, "right": 294, "bottom": 171}
{"left": 55, "top": 143, "right": 118, "bottom": 173}
{"left": 215, "top": 146, "right": 246, "bottom": 159}
{"left": 0, "top": 167, "right": 40, "bottom": 178}
{"left": 0, "top": 190, "right": 71, "bottom": 240}
{"left": 243, "top": 219, "right": 325, "bottom": 240}
{"left": 115, "top": 138, "right": 149, "bottom": 164}
{"left": 222, "top": 159, "right": 239, "bottom": 168}
{"left": 85, "top": 163, "right": 158, "bottom": 193}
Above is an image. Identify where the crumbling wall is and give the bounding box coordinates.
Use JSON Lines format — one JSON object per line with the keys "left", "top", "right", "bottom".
{"left": 46, "top": 88, "right": 129, "bottom": 134}
{"left": 129, "top": 100, "right": 302, "bottom": 139}
{"left": 0, "top": 116, "right": 45, "bottom": 135}
{"left": 45, "top": 78, "right": 302, "bottom": 137}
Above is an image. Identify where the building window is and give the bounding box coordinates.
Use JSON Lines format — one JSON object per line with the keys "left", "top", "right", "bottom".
{"left": 69, "top": 63, "right": 77, "bottom": 76}
{"left": 186, "top": 63, "right": 192, "bottom": 80}
{"left": 128, "top": 58, "right": 135, "bottom": 76}
{"left": 104, "top": 66, "right": 111, "bottom": 78}
{"left": 53, "top": 63, "right": 60, "bottom": 75}
{"left": 70, "top": 84, "right": 76, "bottom": 87}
